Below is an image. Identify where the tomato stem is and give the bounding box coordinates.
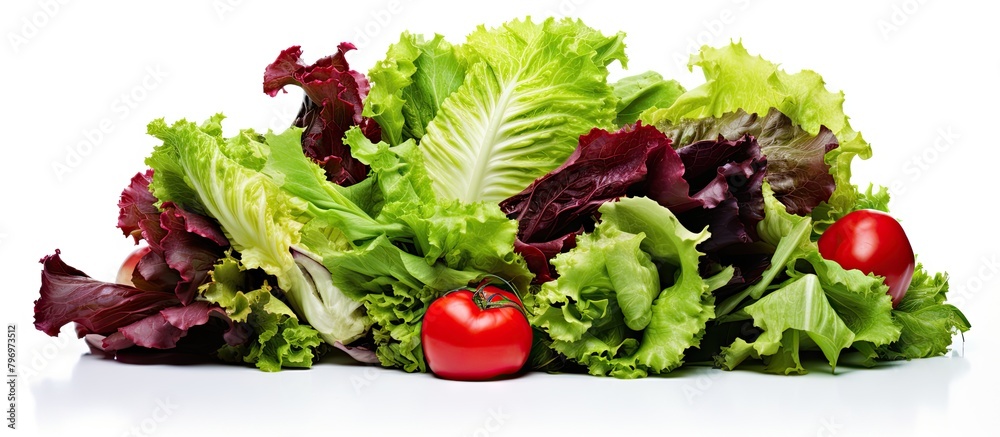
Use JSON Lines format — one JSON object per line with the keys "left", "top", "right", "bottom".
{"left": 470, "top": 275, "right": 529, "bottom": 318}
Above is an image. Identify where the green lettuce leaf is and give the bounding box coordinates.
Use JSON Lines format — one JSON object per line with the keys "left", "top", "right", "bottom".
{"left": 364, "top": 33, "right": 468, "bottom": 146}
{"left": 324, "top": 208, "right": 530, "bottom": 372}
{"left": 202, "top": 253, "right": 323, "bottom": 372}
{"left": 611, "top": 71, "right": 685, "bottom": 126}
{"left": 308, "top": 129, "right": 533, "bottom": 371}
{"left": 790, "top": 252, "right": 901, "bottom": 347}
{"left": 875, "top": 264, "right": 970, "bottom": 360}
{"left": 717, "top": 274, "right": 856, "bottom": 374}
{"left": 715, "top": 183, "right": 901, "bottom": 373}
{"left": 531, "top": 197, "right": 731, "bottom": 378}
{"left": 147, "top": 117, "right": 304, "bottom": 277}
{"left": 419, "top": 17, "right": 626, "bottom": 202}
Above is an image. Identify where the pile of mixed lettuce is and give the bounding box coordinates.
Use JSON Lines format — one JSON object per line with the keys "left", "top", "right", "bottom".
{"left": 34, "top": 18, "right": 969, "bottom": 376}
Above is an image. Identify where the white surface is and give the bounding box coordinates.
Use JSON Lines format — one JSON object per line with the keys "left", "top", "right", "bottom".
{"left": 2, "top": 1, "right": 998, "bottom": 435}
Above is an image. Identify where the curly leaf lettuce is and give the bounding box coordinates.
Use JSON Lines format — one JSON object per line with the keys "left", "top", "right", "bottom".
{"left": 531, "top": 197, "right": 732, "bottom": 378}
{"left": 203, "top": 254, "right": 323, "bottom": 372}
{"left": 364, "top": 33, "right": 467, "bottom": 146}
{"left": 325, "top": 130, "right": 532, "bottom": 371}
{"left": 874, "top": 265, "right": 970, "bottom": 360}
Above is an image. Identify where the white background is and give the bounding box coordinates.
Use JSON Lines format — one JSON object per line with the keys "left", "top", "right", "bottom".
{"left": 2, "top": 0, "right": 998, "bottom": 435}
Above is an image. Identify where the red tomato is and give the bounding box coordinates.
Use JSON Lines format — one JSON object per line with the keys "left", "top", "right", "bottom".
{"left": 421, "top": 285, "right": 532, "bottom": 380}
{"left": 818, "top": 210, "right": 915, "bottom": 308}
{"left": 115, "top": 245, "right": 151, "bottom": 287}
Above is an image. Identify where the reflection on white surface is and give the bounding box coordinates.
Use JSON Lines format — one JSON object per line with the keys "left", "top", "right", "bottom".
{"left": 26, "top": 345, "right": 982, "bottom": 436}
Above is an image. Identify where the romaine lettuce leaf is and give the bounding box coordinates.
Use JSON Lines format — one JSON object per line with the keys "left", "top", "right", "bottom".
{"left": 419, "top": 17, "right": 626, "bottom": 203}
{"left": 146, "top": 117, "right": 368, "bottom": 345}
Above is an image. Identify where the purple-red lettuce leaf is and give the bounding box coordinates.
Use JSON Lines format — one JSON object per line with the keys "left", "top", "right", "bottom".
{"left": 116, "top": 170, "right": 230, "bottom": 305}
{"left": 131, "top": 249, "right": 180, "bottom": 293}
{"left": 503, "top": 122, "right": 767, "bottom": 285}
{"left": 514, "top": 233, "right": 579, "bottom": 284}
{"left": 117, "top": 169, "right": 166, "bottom": 247}
{"left": 663, "top": 134, "right": 769, "bottom": 294}
{"left": 100, "top": 301, "right": 232, "bottom": 350}
{"left": 500, "top": 123, "right": 669, "bottom": 281}
{"left": 655, "top": 108, "right": 837, "bottom": 215}
{"left": 34, "top": 250, "right": 180, "bottom": 337}
{"left": 36, "top": 250, "right": 243, "bottom": 365}
{"left": 157, "top": 202, "right": 228, "bottom": 304}
{"left": 673, "top": 134, "right": 767, "bottom": 252}
{"left": 263, "top": 44, "right": 381, "bottom": 186}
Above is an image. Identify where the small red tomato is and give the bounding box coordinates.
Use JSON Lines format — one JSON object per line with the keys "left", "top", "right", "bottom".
{"left": 421, "top": 284, "right": 532, "bottom": 381}
{"left": 115, "top": 245, "right": 151, "bottom": 286}
{"left": 818, "top": 210, "right": 915, "bottom": 307}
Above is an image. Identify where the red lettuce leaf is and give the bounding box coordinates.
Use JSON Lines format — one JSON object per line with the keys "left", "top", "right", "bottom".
{"left": 513, "top": 233, "right": 579, "bottom": 284}
{"left": 264, "top": 44, "right": 381, "bottom": 186}
{"left": 131, "top": 249, "right": 180, "bottom": 293}
{"left": 102, "top": 302, "right": 231, "bottom": 350}
{"left": 502, "top": 122, "right": 769, "bottom": 287}
{"left": 34, "top": 250, "right": 179, "bottom": 337}
{"left": 501, "top": 123, "right": 668, "bottom": 282}
{"left": 117, "top": 169, "right": 165, "bottom": 247}
{"left": 502, "top": 123, "right": 667, "bottom": 243}
{"left": 673, "top": 134, "right": 767, "bottom": 252}
{"left": 116, "top": 170, "right": 229, "bottom": 304}
{"left": 158, "top": 202, "right": 227, "bottom": 304}
{"left": 37, "top": 250, "right": 240, "bottom": 366}
{"left": 655, "top": 108, "right": 837, "bottom": 215}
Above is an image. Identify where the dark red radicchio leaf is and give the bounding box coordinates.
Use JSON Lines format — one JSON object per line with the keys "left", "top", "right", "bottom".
{"left": 647, "top": 134, "right": 769, "bottom": 294}
{"left": 501, "top": 123, "right": 670, "bottom": 282}
{"left": 157, "top": 202, "right": 228, "bottom": 304}
{"left": 36, "top": 250, "right": 240, "bottom": 364}
{"left": 672, "top": 134, "right": 767, "bottom": 252}
{"left": 264, "top": 44, "right": 381, "bottom": 186}
{"left": 100, "top": 301, "right": 232, "bottom": 350}
{"left": 34, "top": 250, "right": 180, "bottom": 337}
{"left": 655, "top": 108, "right": 838, "bottom": 215}
{"left": 117, "top": 169, "right": 165, "bottom": 247}
{"left": 513, "top": 233, "right": 579, "bottom": 284}
{"left": 116, "top": 170, "right": 229, "bottom": 304}
{"left": 502, "top": 122, "right": 769, "bottom": 289}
